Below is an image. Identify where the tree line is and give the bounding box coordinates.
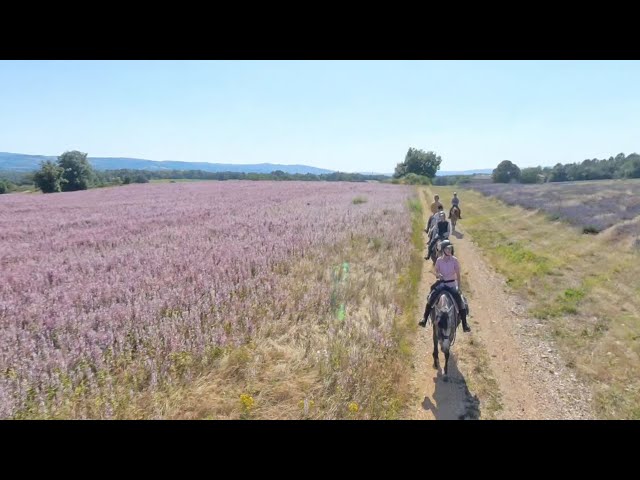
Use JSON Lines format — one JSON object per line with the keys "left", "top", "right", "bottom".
{"left": 0, "top": 151, "right": 391, "bottom": 194}
{"left": 492, "top": 153, "right": 640, "bottom": 184}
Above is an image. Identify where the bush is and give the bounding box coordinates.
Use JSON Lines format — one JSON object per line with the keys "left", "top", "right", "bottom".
{"left": 582, "top": 226, "right": 600, "bottom": 235}
{"left": 520, "top": 167, "right": 544, "bottom": 184}
{"left": 0, "top": 179, "right": 15, "bottom": 194}
{"left": 401, "top": 173, "right": 431, "bottom": 185}
{"left": 33, "top": 161, "right": 66, "bottom": 193}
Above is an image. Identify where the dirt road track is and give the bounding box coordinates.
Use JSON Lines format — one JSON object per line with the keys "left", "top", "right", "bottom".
{"left": 407, "top": 196, "right": 594, "bottom": 420}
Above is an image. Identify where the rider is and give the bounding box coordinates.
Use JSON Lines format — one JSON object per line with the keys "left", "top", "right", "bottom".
{"left": 425, "top": 204, "right": 445, "bottom": 235}
{"left": 450, "top": 192, "right": 462, "bottom": 219}
{"left": 419, "top": 240, "right": 471, "bottom": 332}
{"left": 426, "top": 211, "right": 451, "bottom": 261}
{"left": 430, "top": 195, "right": 443, "bottom": 215}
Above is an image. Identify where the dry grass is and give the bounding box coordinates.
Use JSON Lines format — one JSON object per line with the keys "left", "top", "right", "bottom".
{"left": 459, "top": 335, "right": 503, "bottom": 419}
{"left": 441, "top": 185, "right": 640, "bottom": 419}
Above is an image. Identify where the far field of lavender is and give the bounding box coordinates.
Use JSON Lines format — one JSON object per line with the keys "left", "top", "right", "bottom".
{"left": 468, "top": 179, "right": 640, "bottom": 233}
{"left": 0, "top": 181, "right": 415, "bottom": 418}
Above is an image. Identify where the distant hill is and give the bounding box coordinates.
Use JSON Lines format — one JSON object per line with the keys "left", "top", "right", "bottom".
{"left": 0, "top": 152, "right": 334, "bottom": 175}
{"left": 436, "top": 169, "right": 493, "bottom": 176}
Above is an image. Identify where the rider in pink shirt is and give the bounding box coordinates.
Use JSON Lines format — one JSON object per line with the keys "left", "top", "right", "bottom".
{"left": 435, "top": 253, "right": 460, "bottom": 288}
{"left": 419, "top": 240, "right": 471, "bottom": 332}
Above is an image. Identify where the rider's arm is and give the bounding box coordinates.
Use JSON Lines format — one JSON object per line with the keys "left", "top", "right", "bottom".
{"left": 455, "top": 259, "right": 461, "bottom": 287}
{"left": 427, "top": 215, "right": 435, "bottom": 231}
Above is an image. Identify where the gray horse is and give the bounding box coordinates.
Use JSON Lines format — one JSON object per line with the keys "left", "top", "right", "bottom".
{"left": 431, "top": 289, "right": 460, "bottom": 379}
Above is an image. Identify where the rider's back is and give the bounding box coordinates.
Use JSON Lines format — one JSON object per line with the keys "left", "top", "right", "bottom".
{"left": 435, "top": 255, "right": 459, "bottom": 284}
{"left": 436, "top": 220, "right": 450, "bottom": 238}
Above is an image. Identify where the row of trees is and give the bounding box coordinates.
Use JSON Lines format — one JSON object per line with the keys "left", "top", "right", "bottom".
{"left": 0, "top": 170, "right": 34, "bottom": 193}
{"left": 492, "top": 153, "right": 640, "bottom": 184}
{"left": 7, "top": 148, "right": 638, "bottom": 193}
{"left": 1, "top": 151, "right": 392, "bottom": 194}
{"left": 96, "top": 169, "right": 389, "bottom": 184}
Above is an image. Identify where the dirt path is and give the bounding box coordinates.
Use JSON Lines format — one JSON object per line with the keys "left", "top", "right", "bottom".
{"left": 407, "top": 191, "right": 594, "bottom": 420}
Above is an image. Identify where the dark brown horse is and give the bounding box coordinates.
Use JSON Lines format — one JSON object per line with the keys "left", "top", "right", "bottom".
{"left": 449, "top": 206, "right": 460, "bottom": 232}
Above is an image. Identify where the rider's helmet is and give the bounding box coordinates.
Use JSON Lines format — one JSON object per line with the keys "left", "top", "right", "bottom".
{"left": 453, "top": 192, "right": 457, "bottom": 196}
{"left": 438, "top": 211, "right": 446, "bottom": 220}
{"left": 440, "top": 239, "right": 453, "bottom": 254}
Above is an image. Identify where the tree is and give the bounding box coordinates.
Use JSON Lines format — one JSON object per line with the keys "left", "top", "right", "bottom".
{"left": 394, "top": 148, "right": 442, "bottom": 179}
{"left": 622, "top": 154, "right": 640, "bottom": 179}
{"left": 492, "top": 160, "right": 521, "bottom": 183}
{"left": 520, "top": 166, "right": 543, "bottom": 184}
{"left": 58, "top": 151, "right": 95, "bottom": 191}
{"left": 548, "top": 163, "right": 568, "bottom": 182}
{"left": 133, "top": 174, "right": 149, "bottom": 183}
{"left": 33, "top": 161, "right": 66, "bottom": 193}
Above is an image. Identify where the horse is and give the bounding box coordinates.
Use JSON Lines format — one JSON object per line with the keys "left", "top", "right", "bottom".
{"left": 428, "top": 237, "right": 443, "bottom": 265}
{"left": 449, "top": 206, "right": 460, "bottom": 232}
{"left": 430, "top": 288, "right": 460, "bottom": 379}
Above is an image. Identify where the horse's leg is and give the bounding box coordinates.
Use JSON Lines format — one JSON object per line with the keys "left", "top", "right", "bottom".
{"left": 444, "top": 348, "right": 450, "bottom": 377}
{"left": 432, "top": 322, "right": 439, "bottom": 369}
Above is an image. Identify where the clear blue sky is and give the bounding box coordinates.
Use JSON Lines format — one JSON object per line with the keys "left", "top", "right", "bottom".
{"left": 1, "top": 60, "right": 639, "bottom": 173}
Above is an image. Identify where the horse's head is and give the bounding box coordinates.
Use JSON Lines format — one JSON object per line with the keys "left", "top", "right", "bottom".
{"left": 434, "top": 293, "right": 457, "bottom": 335}
{"left": 437, "top": 310, "right": 449, "bottom": 329}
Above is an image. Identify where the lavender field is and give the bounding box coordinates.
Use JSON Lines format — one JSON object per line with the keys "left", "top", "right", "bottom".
{"left": 0, "top": 181, "right": 416, "bottom": 418}
{"left": 468, "top": 179, "right": 640, "bottom": 232}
